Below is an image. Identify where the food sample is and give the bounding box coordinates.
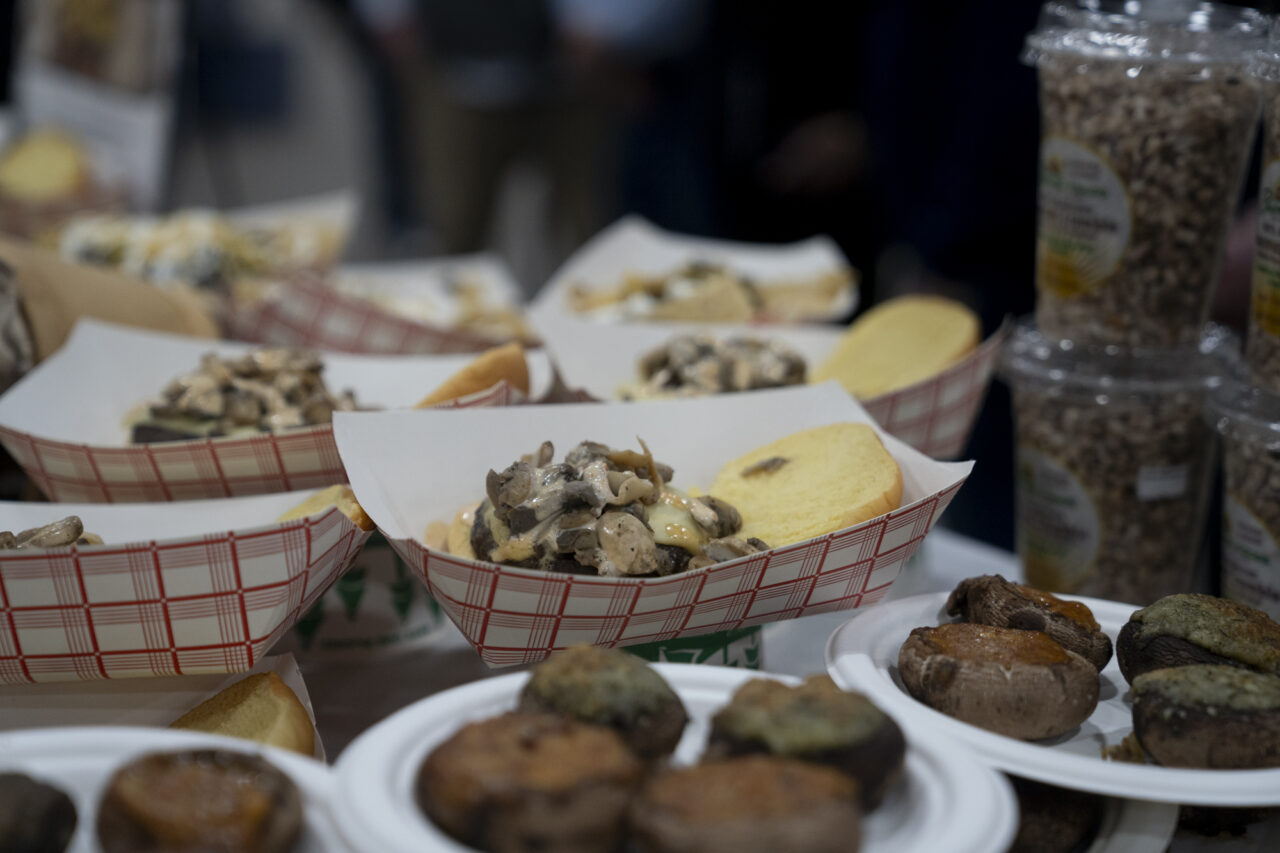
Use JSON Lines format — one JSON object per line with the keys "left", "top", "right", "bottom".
{"left": 1007, "top": 775, "right": 1104, "bottom": 853}
{"left": 464, "top": 439, "right": 768, "bottom": 577}
{"left": 705, "top": 675, "right": 905, "bottom": 809}
{"left": 569, "top": 261, "right": 854, "bottom": 324}
{"left": 811, "top": 295, "right": 979, "bottom": 398}
{"left": 0, "top": 515, "right": 102, "bottom": 549}
{"left": 1131, "top": 664, "right": 1280, "bottom": 769}
{"left": 707, "top": 422, "right": 902, "bottom": 547}
{"left": 170, "top": 672, "right": 316, "bottom": 756}
{"left": 945, "top": 574, "right": 1113, "bottom": 670}
{"left": 898, "top": 622, "right": 1100, "bottom": 740}
{"left": 629, "top": 755, "right": 861, "bottom": 853}
{"left": 59, "top": 209, "right": 341, "bottom": 291}
{"left": 276, "top": 484, "right": 375, "bottom": 532}
{"left": 414, "top": 342, "right": 530, "bottom": 407}
{"left": 129, "top": 348, "right": 358, "bottom": 443}
{"left": 517, "top": 644, "right": 688, "bottom": 761}
{"left": 0, "top": 772, "right": 77, "bottom": 853}
{"left": 96, "top": 749, "right": 303, "bottom": 853}
{"left": 1116, "top": 593, "right": 1280, "bottom": 684}
{"left": 331, "top": 272, "right": 538, "bottom": 344}
{"left": 0, "top": 128, "right": 91, "bottom": 203}
{"left": 618, "top": 334, "right": 807, "bottom": 400}
{"left": 417, "top": 711, "right": 644, "bottom": 853}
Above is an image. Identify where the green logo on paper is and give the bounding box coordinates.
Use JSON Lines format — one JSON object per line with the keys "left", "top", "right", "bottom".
{"left": 390, "top": 560, "right": 415, "bottom": 624}
{"left": 293, "top": 601, "right": 325, "bottom": 650}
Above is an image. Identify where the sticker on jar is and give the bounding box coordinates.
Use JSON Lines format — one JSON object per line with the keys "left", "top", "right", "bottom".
{"left": 1222, "top": 495, "right": 1280, "bottom": 621}
{"left": 1015, "top": 447, "right": 1101, "bottom": 593}
{"left": 1035, "top": 137, "right": 1132, "bottom": 300}
{"left": 1251, "top": 160, "right": 1280, "bottom": 339}
{"left": 1136, "top": 464, "right": 1189, "bottom": 501}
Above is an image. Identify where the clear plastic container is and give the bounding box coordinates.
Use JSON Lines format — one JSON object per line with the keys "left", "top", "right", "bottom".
{"left": 1001, "top": 321, "right": 1237, "bottom": 604}
{"left": 1248, "top": 31, "right": 1280, "bottom": 393}
{"left": 1207, "top": 379, "right": 1280, "bottom": 621}
{"left": 1024, "top": 1, "right": 1264, "bottom": 347}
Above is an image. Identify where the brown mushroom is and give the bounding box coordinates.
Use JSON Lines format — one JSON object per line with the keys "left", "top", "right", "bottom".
{"left": 1115, "top": 594, "right": 1280, "bottom": 684}
{"left": 897, "top": 623, "right": 1099, "bottom": 740}
{"left": 945, "top": 575, "right": 1113, "bottom": 671}
{"left": 1131, "top": 665, "right": 1280, "bottom": 769}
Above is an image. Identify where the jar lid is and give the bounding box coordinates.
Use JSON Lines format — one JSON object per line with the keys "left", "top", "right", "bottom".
{"left": 999, "top": 318, "right": 1242, "bottom": 394}
{"left": 1024, "top": 0, "right": 1267, "bottom": 66}
{"left": 1207, "top": 378, "right": 1280, "bottom": 447}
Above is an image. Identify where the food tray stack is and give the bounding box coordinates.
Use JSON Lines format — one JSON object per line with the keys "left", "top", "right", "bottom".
{"left": 1007, "top": 1, "right": 1264, "bottom": 605}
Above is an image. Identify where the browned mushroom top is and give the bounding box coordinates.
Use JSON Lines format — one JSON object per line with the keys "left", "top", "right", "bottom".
{"left": 924, "top": 623, "right": 1074, "bottom": 667}
{"left": 1130, "top": 594, "right": 1280, "bottom": 675}
{"left": 1014, "top": 584, "right": 1100, "bottom": 631}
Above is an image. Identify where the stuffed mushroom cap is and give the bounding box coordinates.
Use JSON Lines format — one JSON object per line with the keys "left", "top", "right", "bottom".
{"left": 1131, "top": 664, "right": 1280, "bottom": 769}
{"left": 898, "top": 623, "right": 1100, "bottom": 741}
{"left": 1116, "top": 594, "right": 1280, "bottom": 684}
{"left": 946, "top": 574, "right": 1113, "bottom": 671}
{"left": 706, "top": 675, "right": 905, "bottom": 808}
{"left": 518, "top": 644, "right": 689, "bottom": 760}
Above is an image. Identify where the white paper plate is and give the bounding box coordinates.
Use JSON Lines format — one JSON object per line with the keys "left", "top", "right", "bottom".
{"left": 1088, "top": 797, "right": 1179, "bottom": 853}
{"left": 333, "top": 663, "right": 1017, "bottom": 853}
{"left": 826, "top": 591, "right": 1280, "bottom": 805}
{"left": 0, "top": 726, "right": 347, "bottom": 853}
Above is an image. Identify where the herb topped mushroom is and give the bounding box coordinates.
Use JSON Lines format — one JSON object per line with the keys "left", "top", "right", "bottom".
{"left": 1116, "top": 594, "right": 1280, "bottom": 684}
{"left": 466, "top": 439, "right": 769, "bottom": 577}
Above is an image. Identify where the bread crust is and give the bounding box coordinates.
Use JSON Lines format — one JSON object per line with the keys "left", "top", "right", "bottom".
{"left": 415, "top": 342, "right": 529, "bottom": 407}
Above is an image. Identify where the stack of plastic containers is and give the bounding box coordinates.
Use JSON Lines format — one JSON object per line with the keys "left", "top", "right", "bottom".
{"left": 1005, "top": 1, "right": 1265, "bottom": 604}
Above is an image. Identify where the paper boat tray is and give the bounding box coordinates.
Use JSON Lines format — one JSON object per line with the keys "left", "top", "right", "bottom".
{"left": 334, "top": 383, "right": 972, "bottom": 667}
{"left": 537, "top": 319, "right": 1008, "bottom": 460}
{"left": 529, "top": 215, "right": 858, "bottom": 328}
{"left": 227, "top": 265, "right": 532, "bottom": 356}
{"left": 0, "top": 320, "right": 549, "bottom": 503}
{"left": 0, "top": 489, "right": 371, "bottom": 684}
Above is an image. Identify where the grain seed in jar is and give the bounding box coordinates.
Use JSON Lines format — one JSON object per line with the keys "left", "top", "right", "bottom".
{"left": 1001, "top": 322, "right": 1233, "bottom": 605}
{"left": 1208, "top": 380, "right": 1280, "bottom": 621}
{"left": 1248, "top": 43, "right": 1280, "bottom": 393}
{"left": 1024, "top": 1, "right": 1264, "bottom": 348}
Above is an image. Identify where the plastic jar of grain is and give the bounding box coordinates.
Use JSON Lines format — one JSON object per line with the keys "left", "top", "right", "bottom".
{"left": 1248, "top": 38, "right": 1280, "bottom": 393}
{"left": 1023, "top": 1, "right": 1264, "bottom": 348}
{"left": 1208, "top": 380, "right": 1280, "bottom": 621}
{"left": 1001, "top": 322, "right": 1236, "bottom": 605}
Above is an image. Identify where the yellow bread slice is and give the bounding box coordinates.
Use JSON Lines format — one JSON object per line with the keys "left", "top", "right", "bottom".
{"left": 415, "top": 342, "right": 530, "bottom": 407}
{"left": 812, "top": 295, "right": 979, "bottom": 398}
{"left": 277, "top": 484, "right": 375, "bottom": 531}
{"left": 708, "top": 423, "right": 902, "bottom": 547}
{"left": 0, "top": 128, "right": 91, "bottom": 201}
{"left": 170, "top": 672, "right": 316, "bottom": 756}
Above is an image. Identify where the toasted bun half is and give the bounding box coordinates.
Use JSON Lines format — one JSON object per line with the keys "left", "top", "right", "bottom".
{"left": 276, "top": 484, "right": 374, "bottom": 531}
{"left": 812, "top": 295, "right": 979, "bottom": 398}
{"left": 708, "top": 422, "right": 902, "bottom": 547}
{"left": 415, "top": 342, "right": 530, "bottom": 407}
{"left": 170, "top": 672, "right": 316, "bottom": 756}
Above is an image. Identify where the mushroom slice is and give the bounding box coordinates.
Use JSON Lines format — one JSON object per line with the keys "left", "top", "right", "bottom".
{"left": 14, "top": 516, "right": 85, "bottom": 549}
{"left": 595, "top": 512, "right": 660, "bottom": 577}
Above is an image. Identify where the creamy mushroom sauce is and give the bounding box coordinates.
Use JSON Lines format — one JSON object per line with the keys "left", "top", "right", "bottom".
{"left": 471, "top": 440, "right": 769, "bottom": 577}
{"left": 0, "top": 516, "right": 101, "bottom": 549}
{"left": 130, "top": 349, "right": 359, "bottom": 442}
{"left": 619, "top": 335, "right": 806, "bottom": 400}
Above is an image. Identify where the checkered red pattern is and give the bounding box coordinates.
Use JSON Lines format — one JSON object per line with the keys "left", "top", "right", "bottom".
{"left": 0, "top": 507, "right": 371, "bottom": 684}
{"left": 0, "top": 383, "right": 525, "bottom": 503}
{"left": 387, "top": 481, "right": 968, "bottom": 667}
{"left": 861, "top": 322, "right": 1010, "bottom": 460}
{"left": 224, "top": 274, "right": 528, "bottom": 354}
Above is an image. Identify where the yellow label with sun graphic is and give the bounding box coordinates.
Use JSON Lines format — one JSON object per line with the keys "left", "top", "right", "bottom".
{"left": 1251, "top": 161, "right": 1280, "bottom": 339}
{"left": 1035, "top": 137, "right": 1131, "bottom": 300}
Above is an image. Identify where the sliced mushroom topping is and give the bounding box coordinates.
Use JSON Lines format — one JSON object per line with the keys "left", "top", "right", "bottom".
{"left": 596, "top": 512, "right": 661, "bottom": 577}
{"left": 741, "top": 456, "right": 788, "bottom": 478}
{"left": 622, "top": 334, "right": 807, "bottom": 399}
{"left": 702, "top": 536, "right": 769, "bottom": 563}
{"left": 1, "top": 516, "right": 100, "bottom": 549}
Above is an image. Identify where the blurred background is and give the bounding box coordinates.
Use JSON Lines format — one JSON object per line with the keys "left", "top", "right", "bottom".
{"left": 0, "top": 0, "right": 1275, "bottom": 551}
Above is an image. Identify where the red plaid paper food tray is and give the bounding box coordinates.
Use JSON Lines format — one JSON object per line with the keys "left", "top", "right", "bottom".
{"left": 333, "top": 383, "right": 975, "bottom": 667}
{"left": 0, "top": 495, "right": 372, "bottom": 684}
{"left": 0, "top": 320, "right": 534, "bottom": 503}
{"left": 226, "top": 271, "right": 535, "bottom": 355}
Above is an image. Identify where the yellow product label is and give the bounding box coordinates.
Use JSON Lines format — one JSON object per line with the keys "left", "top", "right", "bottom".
{"left": 1015, "top": 447, "right": 1100, "bottom": 593}
{"left": 1035, "top": 137, "right": 1132, "bottom": 300}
